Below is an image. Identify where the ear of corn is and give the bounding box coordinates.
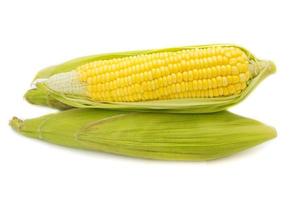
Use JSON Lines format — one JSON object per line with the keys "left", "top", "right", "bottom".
{"left": 27, "top": 44, "right": 276, "bottom": 113}
{"left": 10, "top": 109, "right": 276, "bottom": 161}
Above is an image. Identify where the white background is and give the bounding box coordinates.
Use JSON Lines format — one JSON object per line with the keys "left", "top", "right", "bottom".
{"left": 0, "top": 0, "right": 299, "bottom": 199}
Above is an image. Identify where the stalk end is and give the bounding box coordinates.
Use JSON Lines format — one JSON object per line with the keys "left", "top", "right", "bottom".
{"left": 9, "top": 117, "right": 24, "bottom": 132}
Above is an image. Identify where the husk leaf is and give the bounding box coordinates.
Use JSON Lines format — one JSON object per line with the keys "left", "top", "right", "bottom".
{"left": 10, "top": 109, "right": 276, "bottom": 161}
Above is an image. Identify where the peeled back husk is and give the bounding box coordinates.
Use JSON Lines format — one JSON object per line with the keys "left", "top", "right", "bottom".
{"left": 25, "top": 44, "right": 276, "bottom": 113}
{"left": 10, "top": 109, "right": 276, "bottom": 161}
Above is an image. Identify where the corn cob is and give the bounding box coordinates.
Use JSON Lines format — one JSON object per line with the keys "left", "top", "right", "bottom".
{"left": 10, "top": 109, "right": 276, "bottom": 161}
{"left": 27, "top": 44, "right": 276, "bottom": 113}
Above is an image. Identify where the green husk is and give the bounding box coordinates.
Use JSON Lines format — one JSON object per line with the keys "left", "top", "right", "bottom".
{"left": 10, "top": 109, "right": 276, "bottom": 161}
{"left": 25, "top": 88, "right": 72, "bottom": 110}
{"left": 26, "top": 44, "right": 276, "bottom": 113}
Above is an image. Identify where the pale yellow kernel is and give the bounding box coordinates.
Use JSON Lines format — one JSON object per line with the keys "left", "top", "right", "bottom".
{"left": 222, "top": 56, "right": 229, "bottom": 64}
{"left": 207, "top": 48, "right": 212, "bottom": 57}
{"left": 198, "top": 59, "right": 203, "bottom": 68}
{"left": 239, "top": 73, "right": 246, "bottom": 82}
{"left": 222, "top": 77, "right": 228, "bottom": 86}
{"left": 230, "top": 58, "right": 238, "bottom": 65}
{"left": 232, "top": 66, "right": 239, "bottom": 75}
{"left": 203, "top": 59, "right": 208, "bottom": 68}
{"left": 221, "top": 66, "right": 227, "bottom": 76}
{"left": 181, "top": 60, "right": 187, "bottom": 68}
{"left": 207, "top": 57, "right": 213, "bottom": 66}
{"left": 87, "top": 77, "right": 93, "bottom": 84}
{"left": 171, "top": 73, "right": 177, "bottom": 83}
{"left": 190, "top": 59, "right": 196, "bottom": 67}
{"left": 225, "top": 51, "right": 232, "bottom": 58}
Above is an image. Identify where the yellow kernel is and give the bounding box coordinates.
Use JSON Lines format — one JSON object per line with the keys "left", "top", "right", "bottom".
{"left": 218, "top": 87, "right": 224, "bottom": 96}
{"left": 207, "top": 68, "right": 212, "bottom": 78}
{"left": 213, "top": 88, "right": 219, "bottom": 97}
{"left": 193, "top": 69, "right": 199, "bottom": 79}
{"left": 202, "top": 68, "right": 207, "bottom": 79}
{"left": 227, "top": 76, "right": 233, "bottom": 84}
{"left": 208, "top": 89, "right": 214, "bottom": 97}
{"left": 211, "top": 67, "right": 217, "bottom": 77}
{"left": 241, "top": 82, "right": 247, "bottom": 89}
{"left": 221, "top": 66, "right": 227, "bottom": 76}
{"left": 192, "top": 80, "right": 198, "bottom": 90}
{"left": 188, "top": 71, "right": 193, "bottom": 81}
{"left": 229, "top": 58, "right": 237, "bottom": 65}
{"left": 232, "top": 66, "right": 239, "bottom": 75}
{"left": 222, "top": 77, "right": 228, "bottom": 86}
{"left": 198, "top": 80, "right": 203, "bottom": 90}
{"left": 167, "top": 75, "right": 173, "bottom": 85}
{"left": 202, "top": 79, "right": 208, "bottom": 89}
{"left": 239, "top": 73, "right": 246, "bottom": 82}
{"left": 187, "top": 82, "right": 193, "bottom": 91}
{"left": 172, "top": 73, "right": 177, "bottom": 83}
{"left": 223, "top": 87, "right": 229, "bottom": 96}
{"left": 232, "top": 76, "right": 239, "bottom": 83}
{"left": 245, "top": 71, "right": 250, "bottom": 80}
{"left": 183, "top": 71, "right": 188, "bottom": 81}
{"left": 228, "top": 85, "right": 235, "bottom": 94}
{"left": 207, "top": 79, "right": 212, "bottom": 89}
{"left": 212, "top": 78, "right": 217, "bottom": 88}
{"left": 216, "top": 76, "right": 223, "bottom": 87}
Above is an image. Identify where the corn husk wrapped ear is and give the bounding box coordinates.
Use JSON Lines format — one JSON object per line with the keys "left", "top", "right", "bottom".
{"left": 25, "top": 44, "right": 276, "bottom": 113}
{"left": 10, "top": 109, "right": 276, "bottom": 161}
